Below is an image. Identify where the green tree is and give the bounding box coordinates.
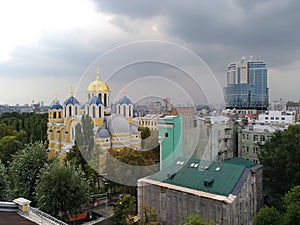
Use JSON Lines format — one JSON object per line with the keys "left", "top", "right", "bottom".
{"left": 35, "top": 162, "right": 90, "bottom": 221}
{"left": 139, "top": 126, "right": 151, "bottom": 140}
{"left": 65, "top": 144, "right": 99, "bottom": 193}
{"left": 10, "top": 141, "right": 49, "bottom": 202}
{"left": 140, "top": 206, "right": 160, "bottom": 225}
{"left": 259, "top": 125, "right": 300, "bottom": 198}
{"left": 75, "top": 114, "right": 94, "bottom": 153}
{"left": 0, "top": 135, "right": 24, "bottom": 165}
{"left": 253, "top": 207, "right": 282, "bottom": 225}
{"left": 0, "top": 160, "right": 8, "bottom": 200}
{"left": 108, "top": 194, "right": 136, "bottom": 225}
{"left": 281, "top": 185, "right": 300, "bottom": 225}
{"left": 179, "top": 215, "right": 215, "bottom": 225}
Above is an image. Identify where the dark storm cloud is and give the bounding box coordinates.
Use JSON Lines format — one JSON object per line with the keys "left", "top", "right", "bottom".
{"left": 93, "top": 0, "right": 162, "bottom": 18}
{"left": 93, "top": 0, "right": 300, "bottom": 71}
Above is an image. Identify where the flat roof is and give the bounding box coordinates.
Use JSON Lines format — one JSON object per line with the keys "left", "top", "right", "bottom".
{"left": 0, "top": 212, "right": 37, "bottom": 225}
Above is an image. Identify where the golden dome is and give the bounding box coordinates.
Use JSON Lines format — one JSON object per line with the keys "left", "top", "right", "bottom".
{"left": 87, "top": 68, "right": 110, "bottom": 92}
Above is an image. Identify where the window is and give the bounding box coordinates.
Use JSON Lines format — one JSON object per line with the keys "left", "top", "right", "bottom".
{"left": 242, "top": 146, "right": 246, "bottom": 152}
{"left": 275, "top": 117, "right": 279, "bottom": 120}
{"left": 253, "top": 135, "right": 258, "bottom": 141}
{"left": 104, "top": 93, "right": 107, "bottom": 107}
{"left": 246, "top": 146, "right": 249, "bottom": 152}
{"left": 69, "top": 106, "right": 72, "bottom": 117}
{"left": 99, "top": 106, "right": 102, "bottom": 118}
{"left": 260, "top": 135, "right": 265, "bottom": 142}
{"left": 129, "top": 106, "right": 132, "bottom": 117}
{"left": 242, "top": 134, "right": 246, "bottom": 140}
{"left": 253, "top": 147, "right": 258, "bottom": 154}
{"left": 281, "top": 117, "right": 285, "bottom": 120}
{"left": 271, "top": 117, "right": 274, "bottom": 120}
{"left": 265, "top": 117, "right": 269, "bottom": 120}
{"left": 58, "top": 112, "right": 61, "bottom": 118}
{"left": 164, "top": 132, "right": 168, "bottom": 137}
{"left": 75, "top": 106, "right": 78, "bottom": 115}
{"left": 246, "top": 134, "right": 249, "bottom": 140}
{"left": 92, "top": 106, "right": 96, "bottom": 118}
{"left": 53, "top": 111, "right": 57, "bottom": 119}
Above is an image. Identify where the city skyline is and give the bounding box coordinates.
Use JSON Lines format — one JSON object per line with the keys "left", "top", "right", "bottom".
{"left": 1, "top": 0, "right": 300, "bottom": 105}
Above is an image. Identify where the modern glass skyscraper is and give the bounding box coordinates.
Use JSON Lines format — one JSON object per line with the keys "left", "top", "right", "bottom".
{"left": 224, "top": 57, "right": 269, "bottom": 110}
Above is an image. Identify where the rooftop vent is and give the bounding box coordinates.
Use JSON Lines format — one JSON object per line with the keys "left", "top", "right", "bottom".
{"left": 204, "top": 177, "right": 215, "bottom": 186}
{"left": 190, "top": 163, "right": 195, "bottom": 167}
{"left": 167, "top": 172, "right": 176, "bottom": 179}
{"left": 194, "top": 163, "right": 199, "bottom": 168}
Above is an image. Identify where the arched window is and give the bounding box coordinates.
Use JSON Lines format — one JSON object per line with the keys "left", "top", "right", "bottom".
{"left": 104, "top": 93, "right": 107, "bottom": 107}
{"left": 53, "top": 111, "right": 57, "bottom": 119}
{"left": 69, "top": 106, "right": 72, "bottom": 117}
{"left": 99, "top": 106, "right": 102, "bottom": 118}
{"left": 64, "top": 106, "right": 66, "bottom": 117}
{"left": 58, "top": 112, "right": 61, "bottom": 118}
{"left": 75, "top": 106, "right": 78, "bottom": 115}
{"left": 118, "top": 105, "right": 121, "bottom": 114}
{"left": 98, "top": 93, "right": 102, "bottom": 102}
{"left": 123, "top": 105, "right": 126, "bottom": 116}
{"left": 92, "top": 106, "right": 96, "bottom": 118}
{"left": 71, "top": 127, "right": 75, "bottom": 140}
{"left": 129, "top": 106, "right": 132, "bottom": 117}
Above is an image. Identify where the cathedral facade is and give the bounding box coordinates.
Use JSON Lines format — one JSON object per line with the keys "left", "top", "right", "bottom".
{"left": 47, "top": 69, "right": 142, "bottom": 158}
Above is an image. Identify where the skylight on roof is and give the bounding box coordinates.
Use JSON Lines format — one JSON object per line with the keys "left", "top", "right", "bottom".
{"left": 176, "top": 161, "right": 185, "bottom": 166}
{"left": 190, "top": 163, "right": 195, "bottom": 167}
{"left": 215, "top": 167, "right": 221, "bottom": 172}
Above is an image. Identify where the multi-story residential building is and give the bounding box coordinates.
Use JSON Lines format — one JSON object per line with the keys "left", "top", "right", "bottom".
{"left": 269, "top": 99, "right": 286, "bottom": 111}
{"left": 238, "top": 124, "right": 277, "bottom": 163}
{"left": 286, "top": 101, "right": 300, "bottom": 121}
{"left": 158, "top": 115, "right": 236, "bottom": 170}
{"left": 224, "top": 57, "right": 269, "bottom": 111}
{"left": 136, "top": 114, "right": 164, "bottom": 131}
{"left": 258, "top": 110, "right": 296, "bottom": 125}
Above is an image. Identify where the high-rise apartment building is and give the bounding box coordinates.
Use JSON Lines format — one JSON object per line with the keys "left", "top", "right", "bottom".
{"left": 224, "top": 57, "right": 269, "bottom": 111}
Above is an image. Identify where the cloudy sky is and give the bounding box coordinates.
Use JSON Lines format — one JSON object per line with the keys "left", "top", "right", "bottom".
{"left": 0, "top": 0, "right": 300, "bottom": 106}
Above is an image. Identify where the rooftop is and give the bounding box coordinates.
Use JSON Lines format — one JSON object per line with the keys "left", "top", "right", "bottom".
{"left": 0, "top": 212, "right": 37, "bottom": 225}
{"left": 148, "top": 157, "right": 258, "bottom": 197}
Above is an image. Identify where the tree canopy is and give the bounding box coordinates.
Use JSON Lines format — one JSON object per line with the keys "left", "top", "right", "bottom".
{"left": 108, "top": 194, "right": 137, "bottom": 225}
{"left": 253, "top": 207, "right": 282, "bottom": 225}
{"left": 10, "top": 141, "right": 49, "bottom": 203}
{"left": 259, "top": 124, "right": 300, "bottom": 198}
{"left": 35, "top": 162, "right": 90, "bottom": 221}
{"left": 0, "top": 160, "right": 8, "bottom": 200}
{"left": 0, "top": 112, "right": 47, "bottom": 164}
{"left": 254, "top": 185, "right": 300, "bottom": 225}
{"left": 179, "top": 215, "right": 215, "bottom": 225}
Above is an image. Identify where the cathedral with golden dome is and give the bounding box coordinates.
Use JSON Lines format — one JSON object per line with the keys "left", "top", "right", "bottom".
{"left": 47, "top": 68, "right": 141, "bottom": 158}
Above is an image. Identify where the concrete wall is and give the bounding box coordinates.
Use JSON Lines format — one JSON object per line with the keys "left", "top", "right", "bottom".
{"left": 138, "top": 166, "right": 263, "bottom": 225}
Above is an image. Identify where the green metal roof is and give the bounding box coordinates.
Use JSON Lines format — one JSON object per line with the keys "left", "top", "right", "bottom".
{"left": 149, "top": 157, "right": 256, "bottom": 197}
{"left": 225, "top": 157, "right": 257, "bottom": 168}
